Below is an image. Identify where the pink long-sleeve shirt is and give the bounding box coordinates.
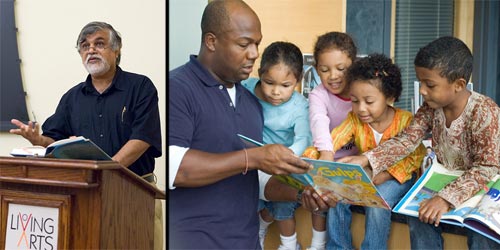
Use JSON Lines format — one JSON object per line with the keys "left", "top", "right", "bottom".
{"left": 308, "top": 84, "right": 358, "bottom": 159}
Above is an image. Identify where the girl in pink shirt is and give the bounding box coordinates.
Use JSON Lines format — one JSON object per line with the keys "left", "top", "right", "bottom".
{"left": 305, "top": 32, "right": 359, "bottom": 250}
{"left": 309, "top": 32, "right": 359, "bottom": 162}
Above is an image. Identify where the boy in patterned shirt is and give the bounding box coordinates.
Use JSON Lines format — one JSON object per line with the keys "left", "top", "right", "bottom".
{"left": 338, "top": 36, "right": 500, "bottom": 249}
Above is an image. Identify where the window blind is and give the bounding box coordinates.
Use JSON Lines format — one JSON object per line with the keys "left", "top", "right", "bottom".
{"left": 394, "top": 0, "right": 454, "bottom": 112}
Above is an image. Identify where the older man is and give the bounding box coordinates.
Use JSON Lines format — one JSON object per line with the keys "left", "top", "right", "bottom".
{"left": 10, "top": 21, "right": 163, "bottom": 249}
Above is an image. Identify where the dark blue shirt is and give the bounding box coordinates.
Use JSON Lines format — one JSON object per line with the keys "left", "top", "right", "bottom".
{"left": 169, "top": 55, "right": 263, "bottom": 249}
{"left": 42, "top": 67, "right": 162, "bottom": 176}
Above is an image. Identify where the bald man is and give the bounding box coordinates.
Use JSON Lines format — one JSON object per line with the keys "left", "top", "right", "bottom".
{"left": 169, "top": 0, "right": 313, "bottom": 248}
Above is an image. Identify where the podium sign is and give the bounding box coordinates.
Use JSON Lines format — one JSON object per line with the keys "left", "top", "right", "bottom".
{"left": 6, "top": 204, "right": 59, "bottom": 249}
{"left": 1, "top": 190, "right": 70, "bottom": 249}
{"left": 0, "top": 157, "right": 165, "bottom": 249}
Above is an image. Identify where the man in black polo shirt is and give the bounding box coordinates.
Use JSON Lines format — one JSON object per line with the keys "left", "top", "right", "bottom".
{"left": 10, "top": 21, "right": 162, "bottom": 249}
{"left": 168, "top": 0, "right": 320, "bottom": 249}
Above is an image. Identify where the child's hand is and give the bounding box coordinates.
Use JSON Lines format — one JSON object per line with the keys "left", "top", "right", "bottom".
{"left": 336, "top": 155, "right": 370, "bottom": 168}
{"left": 301, "top": 186, "right": 337, "bottom": 212}
{"left": 372, "top": 171, "right": 393, "bottom": 185}
{"left": 418, "top": 196, "right": 452, "bottom": 227}
{"left": 318, "top": 151, "right": 334, "bottom": 161}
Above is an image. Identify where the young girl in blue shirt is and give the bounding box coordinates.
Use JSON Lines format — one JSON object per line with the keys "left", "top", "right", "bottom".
{"left": 243, "top": 41, "right": 325, "bottom": 250}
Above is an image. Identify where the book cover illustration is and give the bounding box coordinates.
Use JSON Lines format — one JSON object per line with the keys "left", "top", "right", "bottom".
{"left": 274, "top": 172, "right": 314, "bottom": 191}
{"left": 393, "top": 162, "right": 500, "bottom": 243}
{"left": 304, "top": 158, "right": 391, "bottom": 209}
{"left": 237, "top": 134, "right": 391, "bottom": 209}
{"left": 10, "top": 136, "right": 112, "bottom": 161}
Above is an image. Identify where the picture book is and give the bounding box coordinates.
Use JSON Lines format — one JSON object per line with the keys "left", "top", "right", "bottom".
{"left": 393, "top": 162, "right": 500, "bottom": 243}
{"left": 10, "top": 136, "right": 112, "bottom": 161}
{"left": 237, "top": 134, "right": 391, "bottom": 209}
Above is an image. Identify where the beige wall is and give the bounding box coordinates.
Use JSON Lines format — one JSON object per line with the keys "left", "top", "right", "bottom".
{"left": 454, "top": 0, "right": 475, "bottom": 52}
{"left": 248, "top": 0, "right": 473, "bottom": 66}
{"left": 246, "top": 0, "right": 346, "bottom": 78}
{"left": 0, "top": 0, "right": 166, "bottom": 249}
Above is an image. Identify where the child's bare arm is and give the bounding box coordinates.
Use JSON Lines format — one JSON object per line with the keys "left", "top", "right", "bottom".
{"left": 372, "top": 170, "right": 393, "bottom": 185}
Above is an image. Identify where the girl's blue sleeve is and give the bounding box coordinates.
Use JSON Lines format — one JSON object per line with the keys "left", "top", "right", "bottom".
{"left": 289, "top": 97, "right": 312, "bottom": 155}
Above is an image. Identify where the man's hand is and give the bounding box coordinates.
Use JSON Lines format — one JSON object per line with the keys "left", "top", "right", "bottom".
{"left": 9, "top": 119, "right": 43, "bottom": 145}
{"left": 301, "top": 186, "right": 337, "bottom": 212}
{"left": 336, "top": 155, "right": 370, "bottom": 168}
{"left": 10, "top": 119, "right": 55, "bottom": 147}
{"left": 255, "top": 144, "right": 312, "bottom": 175}
{"left": 418, "top": 196, "right": 451, "bottom": 227}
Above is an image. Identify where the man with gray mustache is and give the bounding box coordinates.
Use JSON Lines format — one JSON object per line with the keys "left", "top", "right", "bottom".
{"left": 9, "top": 21, "right": 163, "bottom": 250}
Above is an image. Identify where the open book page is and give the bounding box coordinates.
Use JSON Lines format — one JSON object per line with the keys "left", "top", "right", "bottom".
{"left": 274, "top": 173, "right": 314, "bottom": 191}
{"left": 304, "top": 158, "right": 391, "bottom": 209}
{"left": 10, "top": 136, "right": 88, "bottom": 157}
{"left": 394, "top": 162, "right": 463, "bottom": 225}
{"left": 10, "top": 146, "right": 46, "bottom": 157}
{"left": 462, "top": 178, "right": 500, "bottom": 243}
{"left": 46, "top": 136, "right": 86, "bottom": 148}
{"left": 394, "top": 162, "right": 499, "bottom": 227}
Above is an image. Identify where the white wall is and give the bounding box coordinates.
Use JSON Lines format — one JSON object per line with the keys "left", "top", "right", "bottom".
{"left": 0, "top": 0, "right": 166, "bottom": 249}
{"left": 169, "top": 0, "right": 206, "bottom": 70}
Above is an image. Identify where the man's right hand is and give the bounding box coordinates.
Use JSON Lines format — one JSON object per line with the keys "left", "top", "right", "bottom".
{"left": 10, "top": 119, "right": 40, "bottom": 143}
{"left": 254, "top": 144, "right": 312, "bottom": 175}
{"left": 9, "top": 119, "right": 52, "bottom": 146}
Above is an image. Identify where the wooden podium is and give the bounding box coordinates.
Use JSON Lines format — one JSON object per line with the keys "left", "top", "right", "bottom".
{"left": 0, "top": 156, "right": 165, "bottom": 249}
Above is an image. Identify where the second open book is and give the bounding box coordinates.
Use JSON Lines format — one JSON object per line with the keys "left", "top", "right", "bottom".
{"left": 393, "top": 161, "right": 500, "bottom": 243}
{"left": 238, "top": 134, "right": 391, "bottom": 209}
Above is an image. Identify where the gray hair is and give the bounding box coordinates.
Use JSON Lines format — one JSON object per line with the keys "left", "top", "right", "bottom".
{"left": 76, "top": 21, "right": 122, "bottom": 65}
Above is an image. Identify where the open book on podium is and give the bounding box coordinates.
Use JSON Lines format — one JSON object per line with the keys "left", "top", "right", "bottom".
{"left": 10, "top": 136, "right": 112, "bottom": 160}
{"left": 393, "top": 162, "right": 500, "bottom": 243}
{"left": 238, "top": 134, "right": 391, "bottom": 209}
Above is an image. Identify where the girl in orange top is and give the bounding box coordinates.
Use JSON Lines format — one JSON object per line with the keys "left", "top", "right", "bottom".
{"left": 303, "top": 53, "right": 425, "bottom": 249}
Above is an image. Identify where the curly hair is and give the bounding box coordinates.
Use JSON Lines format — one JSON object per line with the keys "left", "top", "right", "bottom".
{"left": 346, "top": 53, "right": 402, "bottom": 102}
{"left": 258, "top": 41, "right": 303, "bottom": 81}
{"left": 414, "top": 36, "right": 473, "bottom": 83}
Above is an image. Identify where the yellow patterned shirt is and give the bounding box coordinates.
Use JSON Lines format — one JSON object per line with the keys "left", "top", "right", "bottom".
{"left": 303, "top": 108, "right": 425, "bottom": 184}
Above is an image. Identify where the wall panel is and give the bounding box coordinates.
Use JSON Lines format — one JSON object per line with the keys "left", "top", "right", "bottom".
{"left": 246, "top": 0, "right": 345, "bottom": 77}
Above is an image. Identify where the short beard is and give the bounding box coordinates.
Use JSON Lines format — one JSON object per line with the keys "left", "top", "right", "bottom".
{"left": 84, "top": 55, "right": 111, "bottom": 76}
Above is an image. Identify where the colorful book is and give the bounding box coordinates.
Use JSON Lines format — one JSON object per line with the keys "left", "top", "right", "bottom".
{"left": 238, "top": 134, "right": 391, "bottom": 209}
{"left": 393, "top": 162, "right": 500, "bottom": 243}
